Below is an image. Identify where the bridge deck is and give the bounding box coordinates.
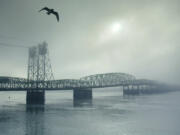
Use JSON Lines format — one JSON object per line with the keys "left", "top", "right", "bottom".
{"left": 0, "top": 78, "right": 158, "bottom": 91}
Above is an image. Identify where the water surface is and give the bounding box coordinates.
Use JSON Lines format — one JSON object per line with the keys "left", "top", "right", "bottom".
{"left": 0, "top": 88, "right": 179, "bottom": 135}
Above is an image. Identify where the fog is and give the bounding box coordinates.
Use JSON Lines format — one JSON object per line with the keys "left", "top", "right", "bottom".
{"left": 0, "top": 0, "right": 179, "bottom": 84}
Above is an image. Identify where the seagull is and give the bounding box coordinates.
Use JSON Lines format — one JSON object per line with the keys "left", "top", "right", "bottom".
{"left": 39, "top": 7, "right": 59, "bottom": 22}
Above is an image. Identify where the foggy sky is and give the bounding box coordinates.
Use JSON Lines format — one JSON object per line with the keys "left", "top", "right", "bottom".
{"left": 0, "top": 0, "right": 179, "bottom": 84}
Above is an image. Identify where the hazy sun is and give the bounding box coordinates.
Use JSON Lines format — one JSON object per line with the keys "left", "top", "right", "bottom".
{"left": 98, "top": 22, "right": 124, "bottom": 45}
{"left": 111, "top": 22, "right": 122, "bottom": 33}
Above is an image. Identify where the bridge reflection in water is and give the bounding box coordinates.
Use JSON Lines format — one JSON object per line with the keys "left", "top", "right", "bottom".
{"left": 26, "top": 105, "right": 45, "bottom": 135}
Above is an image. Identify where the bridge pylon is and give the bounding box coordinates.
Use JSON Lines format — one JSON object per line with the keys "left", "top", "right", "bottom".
{"left": 26, "top": 42, "right": 54, "bottom": 105}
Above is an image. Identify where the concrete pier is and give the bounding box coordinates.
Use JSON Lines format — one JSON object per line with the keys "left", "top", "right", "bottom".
{"left": 123, "top": 85, "right": 140, "bottom": 95}
{"left": 123, "top": 84, "right": 165, "bottom": 95}
{"left": 26, "top": 90, "right": 45, "bottom": 105}
{"left": 73, "top": 88, "right": 92, "bottom": 107}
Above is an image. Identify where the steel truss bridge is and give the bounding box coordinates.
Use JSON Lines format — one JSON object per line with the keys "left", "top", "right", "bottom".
{"left": 0, "top": 43, "right": 169, "bottom": 104}
{"left": 0, "top": 73, "right": 159, "bottom": 91}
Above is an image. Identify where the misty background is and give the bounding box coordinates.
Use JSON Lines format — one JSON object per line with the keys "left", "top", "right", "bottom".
{"left": 0, "top": 0, "right": 179, "bottom": 84}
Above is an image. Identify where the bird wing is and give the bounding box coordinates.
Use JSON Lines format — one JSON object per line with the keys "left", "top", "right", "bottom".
{"left": 39, "top": 7, "right": 50, "bottom": 12}
{"left": 52, "top": 11, "right": 59, "bottom": 22}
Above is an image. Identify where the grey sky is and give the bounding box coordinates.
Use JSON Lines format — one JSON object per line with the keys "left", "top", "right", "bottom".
{"left": 0, "top": 0, "right": 179, "bottom": 84}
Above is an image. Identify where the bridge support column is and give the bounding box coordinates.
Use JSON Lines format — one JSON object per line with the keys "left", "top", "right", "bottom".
{"left": 73, "top": 88, "right": 92, "bottom": 107}
{"left": 123, "top": 85, "right": 130, "bottom": 95}
{"left": 123, "top": 85, "right": 140, "bottom": 95}
{"left": 133, "top": 85, "right": 140, "bottom": 95}
{"left": 26, "top": 90, "right": 45, "bottom": 105}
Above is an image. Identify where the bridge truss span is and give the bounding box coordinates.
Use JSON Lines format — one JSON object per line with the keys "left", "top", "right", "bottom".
{"left": 0, "top": 76, "right": 27, "bottom": 90}
{"left": 80, "top": 72, "right": 136, "bottom": 87}
{"left": 0, "top": 77, "right": 91, "bottom": 91}
{"left": 0, "top": 74, "right": 159, "bottom": 91}
{"left": 0, "top": 41, "right": 168, "bottom": 105}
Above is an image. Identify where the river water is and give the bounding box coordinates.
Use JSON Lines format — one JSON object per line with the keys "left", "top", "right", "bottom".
{"left": 0, "top": 88, "right": 180, "bottom": 135}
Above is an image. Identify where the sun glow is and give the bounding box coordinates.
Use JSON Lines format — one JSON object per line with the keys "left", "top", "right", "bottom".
{"left": 97, "top": 21, "right": 124, "bottom": 45}
{"left": 111, "top": 22, "right": 122, "bottom": 33}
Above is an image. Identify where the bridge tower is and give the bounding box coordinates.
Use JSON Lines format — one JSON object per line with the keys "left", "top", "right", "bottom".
{"left": 26, "top": 42, "right": 54, "bottom": 105}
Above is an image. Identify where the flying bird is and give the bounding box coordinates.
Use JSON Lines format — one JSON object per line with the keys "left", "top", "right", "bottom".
{"left": 39, "top": 7, "right": 59, "bottom": 22}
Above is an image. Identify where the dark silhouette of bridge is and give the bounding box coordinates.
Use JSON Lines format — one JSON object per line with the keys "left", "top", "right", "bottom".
{"left": 0, "top": 73, "right": 158, "bottom": 91}
{"left": 0, "top": 42, "right": 169, "bottom": 105}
